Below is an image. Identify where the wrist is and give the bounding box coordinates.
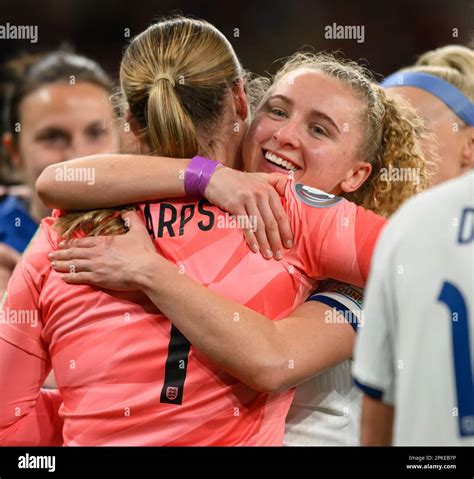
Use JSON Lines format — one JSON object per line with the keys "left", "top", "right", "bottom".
{"left": 132, "top": 253, "right": 176, "bottom": 293}
{"left": 131, "top": 253, "right": 160, "bottom": 291}
{"left": 184, "top": 156, "right": 222, "bottom": 197}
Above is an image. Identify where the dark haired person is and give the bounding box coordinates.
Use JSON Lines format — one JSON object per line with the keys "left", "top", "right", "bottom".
{"left": 0, "top": 50, "right": 120, "bottom": 294}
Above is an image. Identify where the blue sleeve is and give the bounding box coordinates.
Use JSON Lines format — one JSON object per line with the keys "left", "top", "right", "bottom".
{"left": 0, "top": 196, "right": 38, "bottom": 253}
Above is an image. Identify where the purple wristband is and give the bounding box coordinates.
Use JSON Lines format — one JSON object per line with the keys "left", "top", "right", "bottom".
{"left": 184, "top": 156, "right": 221, "bottom": 196}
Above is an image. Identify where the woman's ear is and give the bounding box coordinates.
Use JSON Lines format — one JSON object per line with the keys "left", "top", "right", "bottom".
{"left": 460, "top": 126, "right": 474, "bottom": 171}
{"left": 340, "top": 161, "right": 373, "bottom": 193}
{"left": 123, "top": 108, "right": 151, "bottom": 154}
{"left": 2, "top": 133, "right": 21, "bottom": 170}
{"left": 232, "top": 80, "right": 249, "bottom": 122}
{"left": 124, "top": 109, "right": 143, "bottom": 139}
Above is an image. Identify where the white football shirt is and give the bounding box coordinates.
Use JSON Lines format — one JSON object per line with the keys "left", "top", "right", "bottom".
{"left": 353, "top": 171, "right": 474, "bottom": 446}
{"left": 284, "top": 281, "right": 364, "bottom": 446}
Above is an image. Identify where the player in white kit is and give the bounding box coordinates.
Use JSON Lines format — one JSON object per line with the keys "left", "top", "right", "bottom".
{"left": 353, "top": 170, "right": 474, "bottom": 446}
{"left": 284, "top": 281, "right": 364, "bottom": 445}
{"left": 285, "top": 45, "right": 474, "bottom": 446}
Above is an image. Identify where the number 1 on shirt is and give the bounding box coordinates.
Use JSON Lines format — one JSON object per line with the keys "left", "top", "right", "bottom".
{"left": 160, "top": 325, "right": 191, "bottom": 405}
{"left": 438, "top": 281, "right": 474, "bottom": 436}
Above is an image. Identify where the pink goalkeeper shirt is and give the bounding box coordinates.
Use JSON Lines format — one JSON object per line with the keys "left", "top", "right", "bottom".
{"left": 0, "top": 179, "right": 385, "bottom": 445}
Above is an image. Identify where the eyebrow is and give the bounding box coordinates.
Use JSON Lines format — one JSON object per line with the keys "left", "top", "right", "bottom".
{"left": 36, "top": 120, "right": 105, "bottom": 135}
{"left": 36, "top": 126, "right": 69, "bottom": 136}
{"left": 267, "top": 94, "right": 341, "bottom": 134}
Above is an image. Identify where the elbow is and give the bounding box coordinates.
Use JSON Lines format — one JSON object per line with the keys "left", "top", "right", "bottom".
{"left": 36, "top": 166, "right": 57, "bottom": 209}
{"left": 246, "top": 358, "right": 292, "bottom": 394}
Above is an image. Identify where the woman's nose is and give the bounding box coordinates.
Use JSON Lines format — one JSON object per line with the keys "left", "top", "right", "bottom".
{"left": 272, "top": 120, "right": 300, "bottom": 149}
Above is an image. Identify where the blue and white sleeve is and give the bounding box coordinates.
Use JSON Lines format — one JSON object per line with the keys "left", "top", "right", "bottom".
{"left": 352, "top": 229, "right": 397, "bottom": 405}
{"left": 307, "top": 280, "right": 364, "bottom": 333}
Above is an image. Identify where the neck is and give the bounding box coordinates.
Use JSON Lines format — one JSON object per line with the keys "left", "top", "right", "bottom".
{"left": 210, "top": 126, "right": 245, "bottom": 170}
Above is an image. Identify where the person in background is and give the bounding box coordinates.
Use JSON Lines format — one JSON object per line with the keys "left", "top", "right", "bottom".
{"left": 38, "top": 43, "right": 428, "bottom": 446}
{"left": 383, "top": 45, "right": 474, "bottom": 183}
{"left": 0, "top": 49, "right": 121, "bottom": 295}
{"left": 354, "top": 170, "right": 473, "bottom": 446}
{"left": 353, "top": 44, "right": 474, "bottom": 445}
{"left": 285, "top": 44, "right": 474, "bottom": 445}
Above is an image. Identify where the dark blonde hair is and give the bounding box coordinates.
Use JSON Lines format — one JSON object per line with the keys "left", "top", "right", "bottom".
{"left": 1, "top": 49, "right": 113, "bottom": 186}
{"left": 259, "top": 52, "right": 433, "bottom": 217}
{"left": 6, "top": 49, "right": 113, "bottom": 140}
{"left": 403, "top": 45, "right": 474, "bottom": 103}
{"left": 56, "top": 16, "right": 244, "bottom": 239}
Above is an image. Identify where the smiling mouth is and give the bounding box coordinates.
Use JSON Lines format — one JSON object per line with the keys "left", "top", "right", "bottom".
{"left": 263, "top": 150, "right": 300, "bottom": 172}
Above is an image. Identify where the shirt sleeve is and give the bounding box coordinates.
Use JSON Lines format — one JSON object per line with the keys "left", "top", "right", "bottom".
{"left": 284, "top": 181, "right": 387, "bottom": 288}
{"left": 0, "top": 222, "right": 63, "bottom": 445}
{"left": 0, "top": 339, "right": 64, "bottom": 446}
{"left": 351, "top": 225, "right": 397, "bottom": 405}
{"left": 0, "top": 224, "right": 51, "bottom": 359}
{"left": 307, "top": 280, "right": 364, "bottom": 332}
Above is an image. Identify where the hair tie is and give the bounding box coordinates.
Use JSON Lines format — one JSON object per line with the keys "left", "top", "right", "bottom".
{"left": 153, "top": 73, "right": 176, "bottom": 87}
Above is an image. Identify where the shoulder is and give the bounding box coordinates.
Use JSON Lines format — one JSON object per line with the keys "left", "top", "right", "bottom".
{"left": 19, "top": 216, "right": 59, "bottom": 279}
{"left": 388, "top": 171, "right": 473, "bottom": 232}
{"left": 0, "top": 195, "right": 38, "bottom": 253}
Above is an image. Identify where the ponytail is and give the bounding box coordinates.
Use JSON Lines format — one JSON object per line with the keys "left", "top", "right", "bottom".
{"left": 56, "top": 16, "right": 243, "bottom": 241}
{"left": 146, "top": 78, "right": 199, "bottom": 158}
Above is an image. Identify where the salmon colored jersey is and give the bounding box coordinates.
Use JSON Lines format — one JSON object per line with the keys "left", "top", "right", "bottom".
{"left": 0, "top": 179, "right": 386, "bottom": 446}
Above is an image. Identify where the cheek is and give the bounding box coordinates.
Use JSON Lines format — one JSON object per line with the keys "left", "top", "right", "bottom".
{"left": 296, "top": 147, "right": 326, "bottom": 186}
{"left": 430, "top": 123, "right": 462, "bottom": 167}
{"left": 298, "top": 143, "right": 354, "bottom": 190}
{"left": 247, "top": 117, "right": 270, "bottom": 149}
{"left": 19, "top": 137, "right": 63, "bottom": 178}
{"left": 91, "top": 131, "right": 120, "bottom": 151}
{"left": 303, "top": 142, "right": 348, "bottom": 174}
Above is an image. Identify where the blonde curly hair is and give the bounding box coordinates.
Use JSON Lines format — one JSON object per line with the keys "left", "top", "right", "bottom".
{"left": 255, "top": 52, "right": 434, "bottom": 218}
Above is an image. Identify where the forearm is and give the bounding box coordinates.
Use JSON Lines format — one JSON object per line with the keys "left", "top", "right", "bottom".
{"left": 360, "top": 395, "right": 394, "bottom": 446}
{"left": 135, "top": 256, "right": 354, "bottom": 393}
{"left": 36, "top": 154, "right": 191, "bottom": 210}
{"left": 0, "top": 389, "right": 63, "bottom": 446}
{"left": 136, "top": 256, "right": 286, "bottom": 392}
{"left": 0, "top": 339, "right": 63, "bottom": 445}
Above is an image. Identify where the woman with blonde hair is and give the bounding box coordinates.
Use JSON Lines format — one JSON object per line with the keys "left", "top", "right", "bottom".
{"left": 26, "top": 17, "right": 430, "bottom": 445}
{"left": 382, "top": 45, "right": 474, "bottom": 184}
{"left": 355, "top": 44, "right": 474, "bottom": 445}
{"left": 4, "top": 17, "right": 394, "bottom": 446}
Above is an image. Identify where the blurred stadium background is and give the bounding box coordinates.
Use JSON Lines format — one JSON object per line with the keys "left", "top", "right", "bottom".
{"left": 1, "top": 0, "right": 472, "bottom": 80}
{"left": 0, "top": 0, "right": 472, "bottom": 149}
